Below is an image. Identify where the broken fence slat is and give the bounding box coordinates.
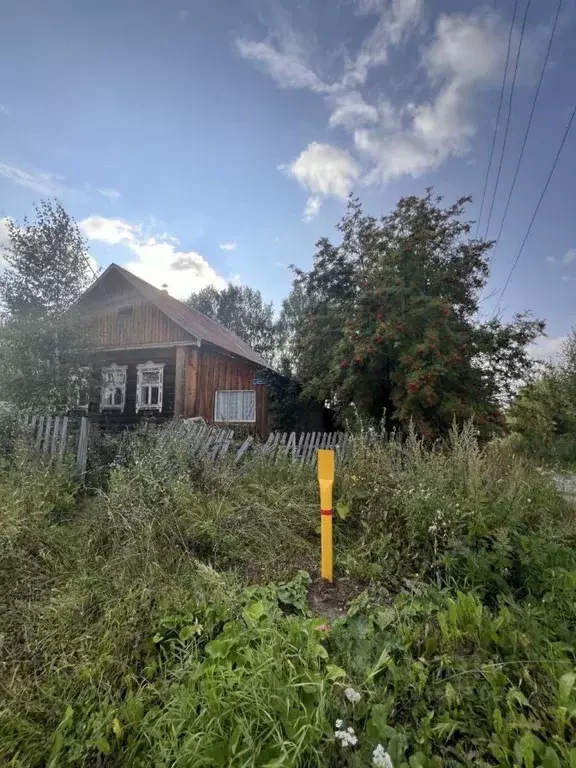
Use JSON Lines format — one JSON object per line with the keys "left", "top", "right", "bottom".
{"left": 43, "top": 416, "right": 53, "bottom": 453}
{"left": 284, "top": 432, "right": 296, "bottom": 457}
{"left": 219, "top": 429, "right": 234, "bottom": 458}
{"left": 235, "top": 435, "right": 254, "bottom": 464}
{"left": 210, "top": 429, "right": 228, "bottom": 459}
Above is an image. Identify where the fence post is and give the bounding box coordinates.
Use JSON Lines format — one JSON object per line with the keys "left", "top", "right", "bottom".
{"left": 76, "top": 417, "right": 90, "bottom": 479}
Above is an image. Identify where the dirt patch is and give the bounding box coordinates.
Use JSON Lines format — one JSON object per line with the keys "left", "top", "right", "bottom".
{"left": 307, "top": 576, "right": 365, "bottom": 620}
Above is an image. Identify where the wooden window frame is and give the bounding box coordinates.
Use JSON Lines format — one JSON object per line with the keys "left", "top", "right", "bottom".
{"left": 136, "top": 361, "right": 164, "bottom": 413}
{"left": 214, "top": 390, "right": 256, "bottom": 423}
{"left": 100, "top": 364, "right": 128, "bottom": 412}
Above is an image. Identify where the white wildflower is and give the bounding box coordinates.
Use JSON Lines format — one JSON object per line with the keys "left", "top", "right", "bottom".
{"left": 372, "top": 743, "right": 393, "bottom": 768}
{"left": 335, "top": 719, "right": 343, "bottom": 729}
{"left": 344, "top": 687, "right": 361, "bottom": 703}
{"left": 335, "top": 724, "right": 358, "bottom": 747}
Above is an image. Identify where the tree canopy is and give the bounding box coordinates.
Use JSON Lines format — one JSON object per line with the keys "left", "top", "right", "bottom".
{"left": 186, "top": 284, "right": 278, "bottom": 363}
{"left": 282, "top": 192, "right": 544, "bottom": 437}
{"left": 0, "top": 200, "right": 94, "bottom": 410}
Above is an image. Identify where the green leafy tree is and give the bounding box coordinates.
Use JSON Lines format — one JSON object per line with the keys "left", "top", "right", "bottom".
{"left": 0, "top": 200, "right": 94, "bottom": 410}
{"left": 186, "top": 284, "right": 278, "bottom": 363}
{"left": 286, "top": 192, "right": 544, "bottom": 437}
{"left": 508, "top": 328, "right": 576, "bottom": 454}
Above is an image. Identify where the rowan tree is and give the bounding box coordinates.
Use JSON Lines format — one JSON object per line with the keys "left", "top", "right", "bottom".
{"left": 285, "top": 192, "right": 544, "bottom": 437}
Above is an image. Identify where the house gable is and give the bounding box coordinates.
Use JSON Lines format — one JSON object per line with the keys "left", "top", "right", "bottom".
{"left": 78, "top": 268, "right": 196, "bottom": 350}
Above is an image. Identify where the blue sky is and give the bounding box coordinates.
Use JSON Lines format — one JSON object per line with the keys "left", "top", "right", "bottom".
{"left": 0, "top": 0, "right": 575, "bottom": 357}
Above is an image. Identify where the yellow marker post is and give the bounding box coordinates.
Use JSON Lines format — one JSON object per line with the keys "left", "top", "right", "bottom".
{"left": 318, "top": 449, "right": 335, "bottom": 583}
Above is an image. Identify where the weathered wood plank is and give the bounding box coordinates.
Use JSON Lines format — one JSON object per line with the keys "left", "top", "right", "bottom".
{"left": 219, "top": 429, "right": 234, "bottom": 458}
{"left": 76, "top": 417, "right": 90, "bottom": 478}
{"left": 235, "top": 435, "right": 254, "bottom": 463}
{"left": 50, "top": 416, "right": 60, "bottom": 456}
{"left": 298, "top": 432, "right": 312, "bottom": 465}
{"left": 285, "top": 432, "right": 296, "bottom": 457}
{"left": 42, "top": 416, "right": 53, "bottom": 453}
{"left": 57, "top": 417, "right": 69, "bottom": 467}
{"left": 303, "top": 432, "right": 317, "bottom": 465}
{"left": 35, "top": 416, "right": 45, "bottom": 449}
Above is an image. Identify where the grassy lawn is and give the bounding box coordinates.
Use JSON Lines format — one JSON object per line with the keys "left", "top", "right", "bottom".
{"left": 2, "top": 425, "right": 576, "bottom": 766}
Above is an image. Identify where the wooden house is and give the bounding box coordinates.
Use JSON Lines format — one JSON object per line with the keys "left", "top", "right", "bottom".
{"left": 74, "top": 264, "right": 270, "bottom": 434}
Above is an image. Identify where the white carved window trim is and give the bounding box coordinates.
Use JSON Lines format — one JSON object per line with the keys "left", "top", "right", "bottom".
{"left": 214, "top": 390, "right": 256, "bottom": 423}
{"left": 136, "top": 361, "right": 164, "bottom": 413}
{"left": 100, "top": 364, "right": 127, "bottom": 412}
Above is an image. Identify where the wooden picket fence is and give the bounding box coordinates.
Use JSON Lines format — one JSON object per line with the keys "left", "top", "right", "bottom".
{"left": 19, "top": 416, "right": 391, "bottom": 479}
{"left": 22, "top": 414, "right": 90, "bottom": 477}
{"left": 173, "top": 423, "right": 352, "bottom": 466}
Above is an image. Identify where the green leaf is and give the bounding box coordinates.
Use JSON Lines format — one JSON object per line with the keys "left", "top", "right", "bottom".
{"left": 559, "top": 672, "right": 576, "bottom": 706}
{"left": 366, "top": 648, "right": 391, "bottom": 681}
{"left": 179, "top": 624, "right": 200, "bottom": 641}
{"left": 542, "top": 747, "right": 561, "bottom": 768}
{"left": 206, "top": 638, "right": 233, "bottom": 659}
{"left": 326, "top": 664, "right": 347, "bottom": 680}
{"left": 336, "top": 501, "right": 350, "bottom": 520}
{"left": 243, "top": 600, "right": 266, "bottom": 624}
{"left": 520, "top": 731, "right": 534, "bottom": 768}
{"left": 92, "top": 738, "right": 111, "bottom": 755}
{"left": 311, "top": 643, "right": 328, "bottom": 659}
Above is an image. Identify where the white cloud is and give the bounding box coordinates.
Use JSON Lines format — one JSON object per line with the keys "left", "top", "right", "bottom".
{"left": 0, "top": 104, "right": 10, "bottom": 115}
{"left": 238, "top": 5, "right": 539, "bottom": 209}
{"left": 80, "top": 216, "right": 139, "bottom": 245}
{"left": 0, "top": 161, "right": 68, "bottom": 196}
{"left": 236, "top": 36, "right": 332, "bottom": 93}
{"left": 563, "top": 248, "right": 576, "bottom": 264}
{"left": 530, "top": 335, "right": 566, "bottom": 361}
{"left": 345, "top": 0, "right": 423, "bottom": 87}
{"left": 561, "top": 275, "right": 571, "bottom": 282}
{"left": 95, "top": 187, "right": 121, "bottom": 200}
{"left": 328, "top": 91, "right": 379, "bottom": 129}
{"left": 286, "top": 142, "right": 360, "bottom": 201}
{"left": 219, "top": 241, "right": 237, "bottom": 251}
{"left": 79, "top": 215, "right": 226, "bottom": 298}
{"left": 303, "top": 196, "right": 322, "bottom": 220}
{"left": 546, "top": 256, "right": 556, "bottom": 263}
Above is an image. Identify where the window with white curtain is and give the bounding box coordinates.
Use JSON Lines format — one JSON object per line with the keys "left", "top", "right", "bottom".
{"left": 214, "top": 390, "right": 256, "bottom": 423}
{"left": 100, "top": 365, "right": 127, "bottom": 411}
{"left": 136, "top": 362, "right": 164, "bottom": 413}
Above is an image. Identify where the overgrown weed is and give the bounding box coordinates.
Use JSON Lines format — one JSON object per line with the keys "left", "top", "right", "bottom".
{"left": 1, "top": 423, "right": 576, "bottom": 765}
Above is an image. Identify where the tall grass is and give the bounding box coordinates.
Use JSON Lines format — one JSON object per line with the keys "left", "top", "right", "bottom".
{"left": 1, "top": 424, "right": 576, "bottom": 765}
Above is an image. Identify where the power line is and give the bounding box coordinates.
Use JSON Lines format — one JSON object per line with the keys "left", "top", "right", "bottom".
{"left": 483, "top": 0, "right": 532, "bottom": 240}
{"left": 495, "top": 102, "right": 576, "bottom": 312}
{"left": 475, "top": 0, "right": 520, "bottom": 239}
{"left": 490, "top": 0, "right": 564, "bottom": 264}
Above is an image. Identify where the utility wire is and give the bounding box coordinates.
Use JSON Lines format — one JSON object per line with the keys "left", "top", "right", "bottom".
{"left": 484, "top": 0, "right": 532, "bottom": 240}
{"left": 475, "top": 0, "right": 520, "bottom": 239}
{"left": 490, "top": 0, "right": 564, "bottom": 264}
{"left": 495, "top": 102, "right": 576, "bottom": 312}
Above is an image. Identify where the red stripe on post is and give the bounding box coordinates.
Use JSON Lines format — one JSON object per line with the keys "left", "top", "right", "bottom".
{"left": 321, "top": 509, "right": 333, "bottom": 516}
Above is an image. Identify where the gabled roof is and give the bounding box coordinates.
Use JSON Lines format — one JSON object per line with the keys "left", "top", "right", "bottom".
{"left": 79, "top": 263, "right": 271, "bottom": 368}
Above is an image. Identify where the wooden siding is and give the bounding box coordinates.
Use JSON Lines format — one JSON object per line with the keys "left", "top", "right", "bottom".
{"left": 82, "top": 275, "right": 193, "bottom": 349}
{"left": 193, "top": 347, "right": 268, "bottom": 436}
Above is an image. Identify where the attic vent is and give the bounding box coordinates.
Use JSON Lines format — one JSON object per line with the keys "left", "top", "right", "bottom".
{"left": 117, "top": 305, "right": 134, "bottom": 318}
